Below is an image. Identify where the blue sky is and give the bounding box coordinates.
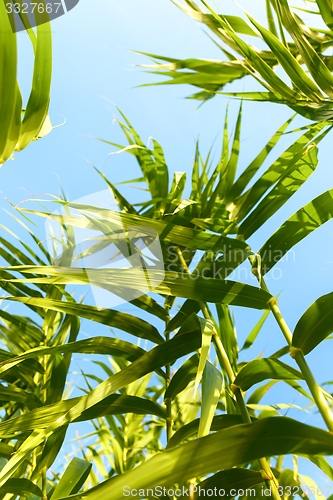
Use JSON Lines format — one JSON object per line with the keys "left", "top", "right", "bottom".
{"left": 2, "top": 0, "right": 333, "bottom": 490}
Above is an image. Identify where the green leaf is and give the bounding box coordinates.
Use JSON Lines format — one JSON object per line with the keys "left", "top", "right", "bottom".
{"left": 0, "top": 324, "right": 202, "bottom": 483}
{"left": 194, "top": 318, "right": 214, "bottom": 394}
{"left": 233, "top": 359, "right": 304, "bottom": 392}
{"left": 216, "top": 304, "right": 238, "bottom": 369}
{"left": 293, "top": 292, "right": 333, "bottom": 355}
{"left": 112, "top": 111, "right": 169, "bottom": 207}
{"left": 0, "top": 478, "right": 43, "bottom": 497}
{"left": 139, "top": 54, "right": 248, "bottom": 92}
{"left": 241, "top": 310, "right": 270, "bottom": 351}
{"left": 266, "top": 0, "right": 278, "bottom": 38}
{"left": 0, "top": 384, "right": 42, "bottom": 410}
{"left": 217, "top": 91, "right": 333, "bottom": 121}
{"left": 165, "top": 354, "right": 198, "bottom": 400}
{"left": 239, "top": 144, "right": 319, "bottom": 239}
{"left": 306, "top": 455, "right": 333, "bottom": 481}
{"left": 223, "top": 15, "right": 258, "bottom": 36}
{"left": 227, "top": 116, "right": 295, "bottom": 202}
{"left": 74, "top": 394, "right": 167, "bottom": 421}
{"left": 17, "top": 13, "right": 52, "bottom": 150}
{"left": 317, "top": 0, "right": 333, "bottom": 30}
{"left": 201, "top": 105, "right": 230, "bottom": 209}
{"left": 278, "top": 0, "right": 333, "bottom": 98}
{"left": 94, "top": 167, "right": 137, "bottom": 215}
{"left": 167, "top": 414, "right": 248, "bottom": 449}
{"left": 198, "top": 361, "right": 223, "bottom": 437}
{"left": 0, "top": 4, "right": 21, "bottom": 164}
{"left": 60, "top": 417, "right": 333, "bottom": 500}
{"left": 247, "top": 12, "right": 323, "bottom": 101}
{"left": 247, "top": 380, "right": 278, "bottom": 405}
{"left": 194, "top": 468, "right": 264, "bottom": 499}
{"left": 167, "top": 299, "right": 200, "bottom": 332}
{"left": 222, "top": 101, "right": 242, "bottom": 198}
{"left": 2, "top": 296, "right": 164, "bottom": 344}
{"left": 50, "top": 458, "right": 92, "bottom": 499}
{"left": 233, "top": 121, "right": 328, "bottom": 224}
{"left": 259, "top": 189, "right": 333, "bottom": 274}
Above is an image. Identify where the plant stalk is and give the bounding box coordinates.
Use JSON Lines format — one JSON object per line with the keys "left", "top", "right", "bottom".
{"left": 252, "top": 260, "right": 333, "bottom": 432}
{"left": 212, "top": 331, "right": 280, "bottom": 498}
{"left": 164, "top": 296, "right": 175, "bottom": 443}
{"left": 177, "top": 248, "right": 281, "bottom": 499}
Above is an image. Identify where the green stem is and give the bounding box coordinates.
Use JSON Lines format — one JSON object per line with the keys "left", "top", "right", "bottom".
{"left": 177, "top": 248, "right": 280, "bottom": 500}
{"left": 42, "top": 466, "right": 47, "bottom": 500}
{"left": 212, "top": 331, "right": 280, "bottom": 499}
{"left": 164, "top": 296, "right": 175, "bottom": 443}
{"left": 255, "top": 266, "right": 333, "bottom": 432}
{"left": 294, "top": 353, "right": 333, "bottom": 431}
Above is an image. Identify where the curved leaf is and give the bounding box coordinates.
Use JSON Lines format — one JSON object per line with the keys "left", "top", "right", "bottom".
{"left": 194, "top": 468, "right": 264, "bottom": 499}
{"left": 0, "top": 478, "right": 43, "bottom": 497}
{"left": 3, "top": 296, "right": 164, "bottom": 344}
{"left": 0, "top": 384, "right": 42, "bottom": 410}
{"left": 247, "top": 13, "right": 323, "bottom": 101}
{"left": 194, "top": 318, "right": 214, "bottom": 394}
{"left": 293, "top": 292, "right": 333, "bottom": 355}
{"left": 233, "top": 359, "right": 303, "bottom": 392}
{"left": 241, "top": 310, "right": 270, "bottom": 351}
{"left": 317, "top": 0, "right": 333, "bottom": 30}
{"left": 17, "top": 13, "right": 52, "bottom": 150}
{"left": 50, "top": 458, "right": 92, "bottom": 499}
{"left": 165, "top": 354, "right": 198, "bottom": 400}
{"left": 0, "top": 3, "right": 20, "bottom": 164}
{"left": 227, "top": 115, "right": 295, "bottom": 202}
{"left": 239, "top": 145, "right": 319, "bottom": 239}
{"left": 167, "top": 414, "right": 250, "bottom": 449}
{"left": 278, "top": 0, "right": 333, "bottom": 98}
{"left": 234, "top": 121, "right": 327, "bottom": 224}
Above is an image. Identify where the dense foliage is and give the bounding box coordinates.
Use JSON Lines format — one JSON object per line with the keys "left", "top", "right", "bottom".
{"left": 1, "top": 1, "right": 333, "bottom": 499}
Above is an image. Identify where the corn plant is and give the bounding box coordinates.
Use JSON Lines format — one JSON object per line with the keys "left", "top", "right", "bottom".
{"left": 0, "top": 2, "right": 52, "bottom": 165}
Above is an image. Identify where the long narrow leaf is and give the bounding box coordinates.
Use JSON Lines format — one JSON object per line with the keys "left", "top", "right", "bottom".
{"left": 293, "top": 292, "right": 333, "bottom": 355}
{"left": 1, "top": 267, "right": 272, "bottom": 310}
{"left": 259, "top": 189, "right": 333, "bottom": 274}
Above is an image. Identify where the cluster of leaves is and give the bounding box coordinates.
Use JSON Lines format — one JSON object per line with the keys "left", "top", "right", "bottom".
{"left": 1, "top": 0, "right": 333, "bottom": 499}
{"left": 141, "top": 0, "right": 333, "bottom": 121}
